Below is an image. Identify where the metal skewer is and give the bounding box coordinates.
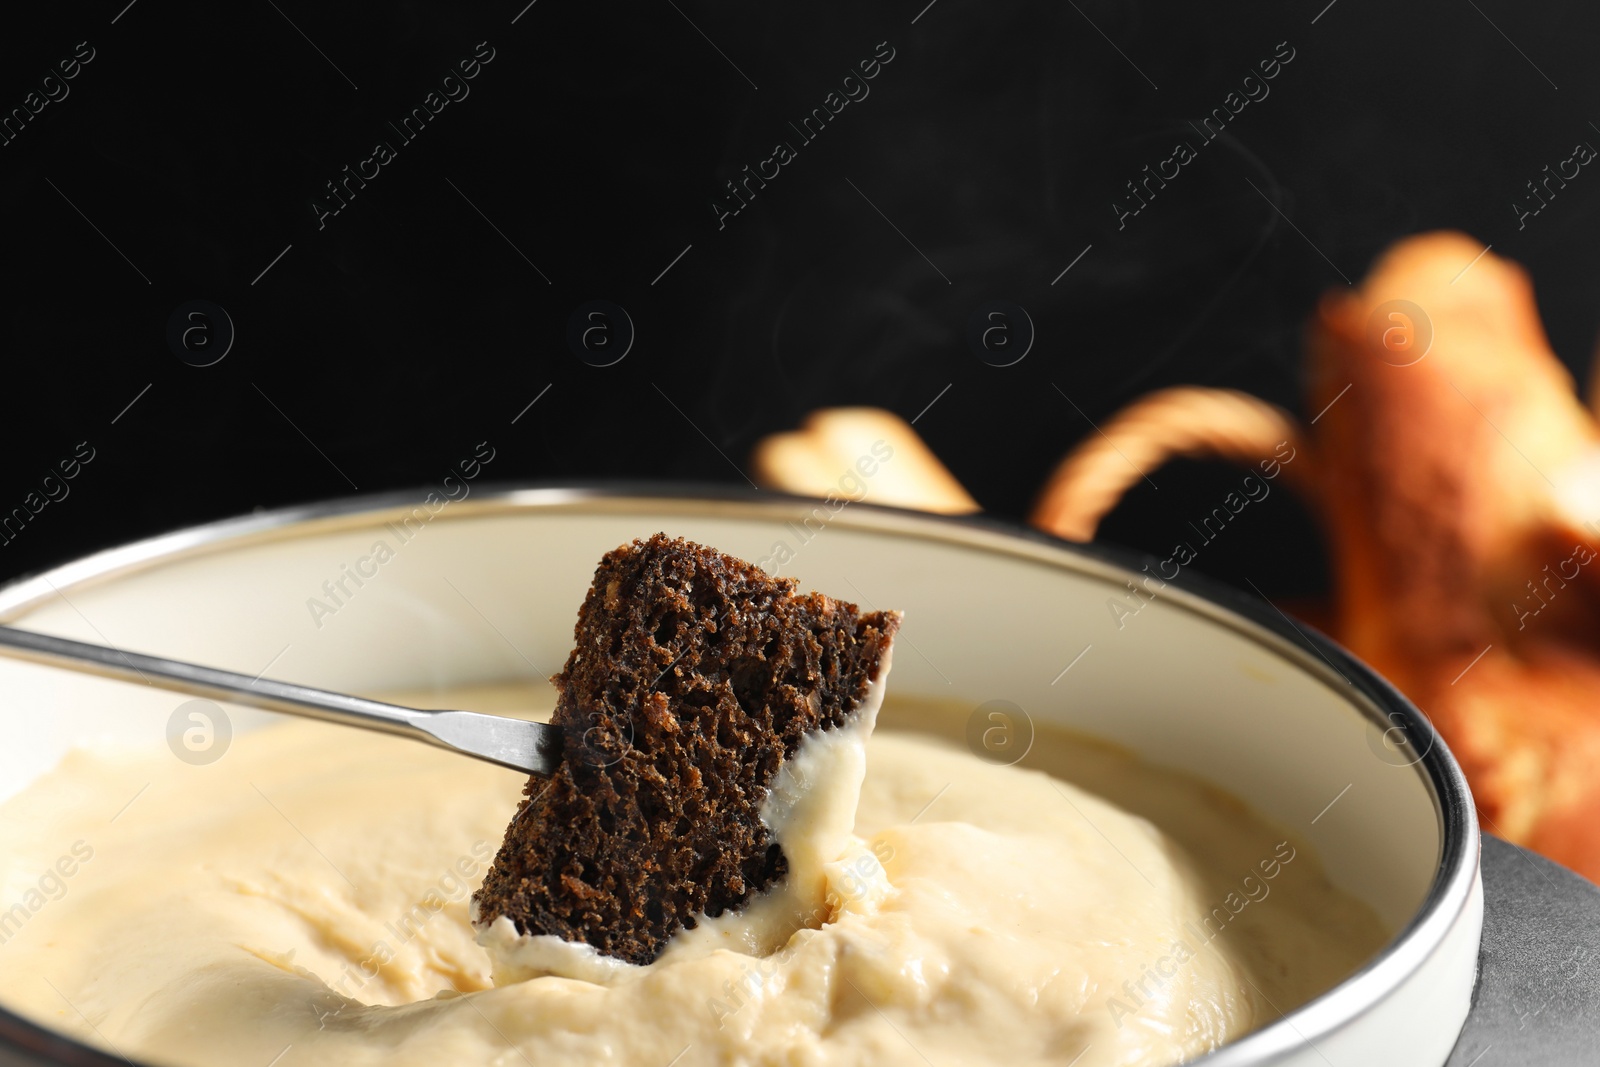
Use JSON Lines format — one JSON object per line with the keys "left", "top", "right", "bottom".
{"left": 0, "top": 624, "right": 561, "bottom": 775}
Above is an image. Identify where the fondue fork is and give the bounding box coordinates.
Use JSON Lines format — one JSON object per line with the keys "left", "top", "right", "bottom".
{"left": 0, "top": 624, "right": 561, "bottom": 775}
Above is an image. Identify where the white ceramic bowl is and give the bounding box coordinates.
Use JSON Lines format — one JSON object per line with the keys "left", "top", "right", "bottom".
{"left": 0, "top": 487, "right": 1480, "bottom": 1066}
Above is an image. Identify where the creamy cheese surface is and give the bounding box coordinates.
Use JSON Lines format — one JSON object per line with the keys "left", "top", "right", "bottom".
{"left": 0, "top": 685, "right": 1386, "bottom": 1067}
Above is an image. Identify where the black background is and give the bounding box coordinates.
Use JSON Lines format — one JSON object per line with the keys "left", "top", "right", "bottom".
{"left": 5, "top": 0, "right": 1600, "bottom": 601}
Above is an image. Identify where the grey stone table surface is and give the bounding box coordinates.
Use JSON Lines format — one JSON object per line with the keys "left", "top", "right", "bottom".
{"left": 1445, "top": 835, "right": 1600, "bottom": 1066}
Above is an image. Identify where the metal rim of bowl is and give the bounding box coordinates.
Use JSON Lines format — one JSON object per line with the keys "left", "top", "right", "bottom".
{"left": 0, "top": 483, "right": 1479, "bottom": 1067}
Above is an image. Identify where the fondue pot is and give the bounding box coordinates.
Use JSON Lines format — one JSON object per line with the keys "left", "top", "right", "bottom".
{"left": 0, "top": 486, "right": 1513, "bottom": 1065}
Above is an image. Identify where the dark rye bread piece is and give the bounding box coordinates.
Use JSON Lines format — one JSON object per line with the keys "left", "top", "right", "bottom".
{"left": 473, "top": 533, "right": 899, "bottom": 966}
